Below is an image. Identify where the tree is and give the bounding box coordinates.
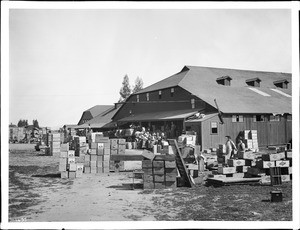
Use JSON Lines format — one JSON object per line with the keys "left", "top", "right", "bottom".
{"left": 17, "top": 119, "right": 28, "bottom": 127}
{"left": 132, "top": 76, "right": 144, "bottom": 94}
{"left": 119, "top": 74, "right": 131, "bottom": 102}
{"left": 33, "top": 119, "right": 39, "bottom": 128}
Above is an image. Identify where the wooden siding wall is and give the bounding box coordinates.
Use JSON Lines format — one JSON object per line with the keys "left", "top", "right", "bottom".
{"left": 188, "top": 114, "right": 292, "bottom": 150}
{"left": 113, "top": 86, "right": 215, "bottom": 121}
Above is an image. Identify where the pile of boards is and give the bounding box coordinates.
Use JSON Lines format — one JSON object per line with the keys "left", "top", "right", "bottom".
{"left": 208, "top": 146, "right": 292, "bottom": 185}
{"left": 142, "top": 155, "right": 177, "bottom": 189}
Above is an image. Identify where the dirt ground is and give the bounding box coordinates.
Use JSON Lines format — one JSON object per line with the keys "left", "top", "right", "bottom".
{"left": 8, "top": 144, "right": 292, "bottom": 222}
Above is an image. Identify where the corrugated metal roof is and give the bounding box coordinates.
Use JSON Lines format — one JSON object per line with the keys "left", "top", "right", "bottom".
{"left": 118, "top": 109, "right": 199, "bottom": 122}
{"left": 133, "top": 65, "right": 291, "bottom": 114}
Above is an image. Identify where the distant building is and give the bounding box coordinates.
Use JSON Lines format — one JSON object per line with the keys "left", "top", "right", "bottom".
{"left": 112, "top": 65, "right": 292, "bottom": 149}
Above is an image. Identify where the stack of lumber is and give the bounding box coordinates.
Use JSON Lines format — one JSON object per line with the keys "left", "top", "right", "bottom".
{"left": 59, "top": 147, "right": 84, "bottom": 179}
{"left": 142, "top": 155, "right": 177, "bottom": 189}
{"left": 74, "top": 136, "right": 87, "bottom": 157}
{"left": 244, "top": 130, "right": 259, "bottom": 152}
{"left": 86, "top": 135, "right": 110, "bottom": 173}
{"left": 50, "top": 133, "right": 61, "bottom": 156}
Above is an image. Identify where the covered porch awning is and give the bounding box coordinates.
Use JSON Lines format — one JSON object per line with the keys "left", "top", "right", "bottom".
{"left": 117, "top": 109, "right": 200, "bottom": 122}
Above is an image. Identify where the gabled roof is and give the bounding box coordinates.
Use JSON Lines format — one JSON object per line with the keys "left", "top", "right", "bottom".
{"left": 245, "top": 77, "right": 261, "bottom": 83}
{"left": 130, "top": 65, "right": 292, "bottom": 114}
{"left": 76, "top": 105, "right": 121, "bottom": 129}
{"left": 85, "top": 105, "right": 112, "bottom": 117}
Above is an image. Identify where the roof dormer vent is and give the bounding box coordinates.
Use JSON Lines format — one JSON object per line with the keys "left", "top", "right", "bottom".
{"left": 273, "top": 79, "right": 289, "bottom": 89}
{"left": 246, "top": 77, "right": 261, "bottom": 87}
{"left": 216, "top": 76, "right": 232, "bottom": 86}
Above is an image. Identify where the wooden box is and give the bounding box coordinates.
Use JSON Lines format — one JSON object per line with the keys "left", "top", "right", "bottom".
{"left": 59, "top": 164, "right": 67, "bottom": 171}
{"left": 90, "top": 149, "right": 97, "bottom": 155}
{"left": 262, "top": 153, "right": 281, "bottom": 161}
{"left": 154, "top": 174, "right": 165, "bottom": 182}
{"left": 153, "top": 161, "right": 164, "bottom": 168}
{"left": 286, "top": 151, "right": 292, "bottom": 158}
{"left": 84, "top": 161, "right": 90, "bottom": 167}
{"left": 104, "top": 148, "right": 110, "bottom": 155}
{"left": 278, "top": 152, "right": 286, "bottom": 160}
{"left": 84, "top": 166, "right": 91, "bottom": 173}
{"left": 236, "top": 166, "right": 250, "bottom": 173}
{"left": 68, "top": 157, "right": 76, "bottom": 164}
{"left": 165, "top": 173, "right": 177, "bottom": 182}
{"left": 228, "top": 159, "right": 245, "bottom": 167}
{"left": 67, "top": 150, "right": 75, "bottom": 157}
{"left": 76, "top": 170, "right": 83, "bottom": 178}
{"left": 60, "top": 157, "right": 67, "bottom": 165}
{"left": 164, "top": 181, "right": 176, "bottom": 188}
{"left": 110, "top": 149, "right": 118, "bottom": 155}
{"left": 165, "top": 168, "right": 177, "bottom": 175}
{"left": 91, "top": 167, "right": 97, "bottom": 174}
{"left": 97, "top": 167, "right": 103, "bottom": 173}
{"left": 103, "top": 155, "right": 110, "bottom": 162}
{"left": 97, "top": 143, "right": 104, "bottom": 149}
{"left": 232, "top": 173, "right": 245, "bottom": 178}
{"left": 118, "top": 138, "right": 126, "bottom": 145}
{"left": 165, "top": 161, "right": 176, "bottom": 168}
{"left": 60, "top": 171, "right": 68, "bottom": 179}
{"left": 153, "top": 167, "right": 164, "bottom": 175}
{"left": 91, "top": 142, "right": 98, "bottom": 149}
{"left": 217, "top": 167, "right": 236, "bottom": 174}
{"left": 68, "top": 163, "right": 77, "bottom": 171}
{"left": 84, "top": 154, "right": 90, "bottom": 161}
{"left": 60, "top": 151, "right": 68, "bottom": 158}
{"left": 97, "top": 148, "right": 104, "bottom": 156}
{"left": 97, "top": 155, "right": 104, "bottom": 162}
{"left": 275, "top": 160, "right": 290, "bottom": 167}
{"left": 142, "top": 160, "right": 152, "bottom": 168}
{"left": 261, "top": 175, "right": 271, "bottom": 184}
{"left": 118, "top": 148, "right": 126, "bottom": 155}
{"left": 60, "top": 143, "right": 69, "bottom": 152}
{"left": 90, "top": 155, "right": 97, "bottom": 162}
{"left": 90, "top": 161, "right": 97, "bottom": 168}
{"left": 154, "top": 182, "right": 165, "bottom": 189}
{"left": 97, "top": 161, "right": 103, "bottom": 168}
{"left": 68, "top": 171, "right": 76, "bottom": 179}
{"left": 247, "top": 167, "right": 266, "bottom": 176}
{"left": 237, "top": 151, "right": 256, "bottom": 160}
{"left": 280, "top": 167, "right": 289, "bottom": 175}
{"left": 256, "top": 160, "right": 275, "bottom": 169}
{"left": 281, "top": 175, "right": 290, "bottom": 182}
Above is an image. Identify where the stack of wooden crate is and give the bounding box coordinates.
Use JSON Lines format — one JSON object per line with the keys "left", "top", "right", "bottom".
{"left": 85, "top": 135, "right": 110, "bottom": 173}
{"left": 244, "top": 130, "right": 259, "bottom": 152}
{"left": 142, "top": 156, "right": 177, "bottom": 189}
{"left": 74, "top": 136, "right": 87, "bottom": 157}
{"left": 257, "top": 149, "right": 292, "bottom": 184}
{"left": 109, "top": 139, "right": 126, "bottom": 171}
{"left": 59, "top": 147, "right": 84, "bottom": 179}
{"left": 51, "top": 133, "right": 61, "bottom": 156}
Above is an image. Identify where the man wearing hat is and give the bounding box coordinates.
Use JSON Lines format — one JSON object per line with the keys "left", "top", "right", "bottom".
{"left": 225, "top": 135, "right": 237, "bottom": 163}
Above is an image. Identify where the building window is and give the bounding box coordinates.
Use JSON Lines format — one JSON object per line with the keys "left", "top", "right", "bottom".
{"left": 191, "top": 99, "right": 195, "bottom": 109}
{"left": 270, "top": 115, "right": 280, "bottom": 122}
{"left": 287, "top": 114, "right": 292, "bottom": 121}
{"left": 211, "top": 122, "right": 218, "bottom": 134}
{"left": 216, "top": 76, "right": 232, "bottom": 86}
{"left": 137, "top": 95, "right": 139, "bottom": 102}
{"left": 146, "top": 93, "right": 149, "bottom": 101}
{"left": 246, "top": 78, "right": 261, "bottom": 87}
{"left": 274, "top": 79, "right": 289, "bottom": 89}
{"left": 159, "top": 90, "right": 162, "bottom": 99}
{"left": 254, "top": 115, "right": 265, "bottom": 122}
{"left": 232, "top": 115, "right": 244, "bottom": 122}
{"left": 170, "top": 88, "right": 174, "bottom": 97}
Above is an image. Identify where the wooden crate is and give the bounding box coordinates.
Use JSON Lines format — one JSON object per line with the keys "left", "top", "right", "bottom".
{"left": 153, "top": 161, "right": 164, "bottom": 168}
{"left": 154, "top": 182, "right": 165, "bottom": 189}
{"left": 59, "top": 164, "right": 67, "bottom": 171}
{"left": 118, "top": 139, "right": 126, "bottom": 145}
{"left": 165, "top": 173, "right": 177, "bottom": 182}
{"left": 110, "top": 149, "right": 118, "bottom": 155}
{"left": 76, "top": 170, "right": 83, "bottom": 178}
{"left": 68, "top": 163, "right": 77, "bottom": 171}
{"left": 97, "top": 148, "right": 104, "bottom": 155}
{"left": 59, "top": 157, "right": 67, "bottom": 165}
{"left": 217, "top": 167, "right": 236, "bottom": 174}
{"left": 68, "top": 171, "right": 76, "bottom": 179}
{"left": 281, "top": 175, "right": 290, "bottom": 182}
{"left": 84, "top": 166, "right": 91, "bottom": 173}
{"left": 236, "top": 166, "right": 250, "bottom": 173}
{"left": 84, "top": 154, "right": 91, "bottom": 161}
{"left": 154, "top": 174, "right": 165, "bottom": 182}
{"left": 90, "top": 155, "right": 97, "bottom": 162}
{"left": 90, "top": 149, "right": 97, "bottom": 155}
{"left": 275, "top": 160, "right": 290, "bottom": 167}
{"left": 60, "top": 171, "right": 68, "bottom": 179}
{"left": 247, "top": 167, "right": 266, "bottom": 176}
{"left": 68, "top": 157, "right": 76, "bottom": 164}
{"left": 67, "top": 150, "right": 75, "bottom": 157}
{"left": 237, "top": 151, "right": 256, "bottom": 160}
{"left": 256, "top": 160, "right": 275, "bottom": 169}
{"left": 164, "top": 181, "right": 176, "bottom": 188}
{"left": 142, "top": 160, "right": 152, "bottom": 168}
{"left": 143, "top": 182, "right": 155, "bottom": 189}
{"left": 153, "top": 167, "right": 164, "bottom": 175}
{"left": 261, "top": 175, "right": 271, "bottom": 184}
{"left": 165, "top": 161, "right": 176, "bottom": 168}
{"left": 228, "top": 159, "right": 245, "bottom": 167}
{"left": 262, "top": 153, "right": 283, "bottom": 161}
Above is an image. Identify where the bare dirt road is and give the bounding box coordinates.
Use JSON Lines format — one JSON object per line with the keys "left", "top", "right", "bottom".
{"left": 9, "top": 144, "right": 292, "bottom": 222}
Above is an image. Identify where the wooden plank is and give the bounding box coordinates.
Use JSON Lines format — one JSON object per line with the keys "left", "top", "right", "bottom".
{"left": 168, "top": 139, "right": 193, "bottom": 187}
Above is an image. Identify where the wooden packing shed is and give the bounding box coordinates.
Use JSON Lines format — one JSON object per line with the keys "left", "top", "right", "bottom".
{"left": 111, "top": 65, "right": 292, "bottom": 150}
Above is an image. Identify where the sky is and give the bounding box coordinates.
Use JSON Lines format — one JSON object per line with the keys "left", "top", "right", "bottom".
{"left": 8, "top": 8, "right": 292, "bottom": 128}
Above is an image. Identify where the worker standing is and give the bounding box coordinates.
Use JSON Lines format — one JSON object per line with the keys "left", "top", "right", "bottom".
{"left": 225, "top": 135, "right": 237, "bottom": 163}
{"left": 237, "top": 138, "right": 246, "bottom": 158}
